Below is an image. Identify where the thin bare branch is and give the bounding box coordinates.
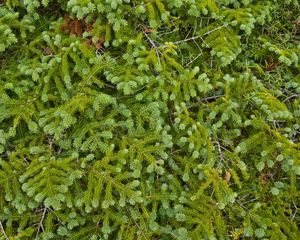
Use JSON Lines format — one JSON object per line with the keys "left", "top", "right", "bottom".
{"left": 143, "top": 30, "right": 161, "bottom": 65}
{"left": 187, "top": 95, "right": 224, "bottom": 109}
{"left": 156, "top": 28, "right": 179, "bottom": 37}
{"left": 35, "top": 207, "right": 47, "bottom": 240}
{"left": 0, "top": 221, "right": 9, "bottom": 240}
{"left": 291, "top": 201, "right": 298, "bottom": 220}
{"left": 173, "top": 22, "right": 231, "bottom": 45}
{"left": 216, "top": 139, "right": 224, "bottom": 169}
{"left": 184, "top": 52, "right": 203, "bottom": 67}
{"left": 283, "top": 94, "right": 299, "bottom": 103}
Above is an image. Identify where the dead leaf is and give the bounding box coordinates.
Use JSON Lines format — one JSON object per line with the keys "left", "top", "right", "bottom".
{"left": 224, "top": 170, "right": 231, "bottom": 183}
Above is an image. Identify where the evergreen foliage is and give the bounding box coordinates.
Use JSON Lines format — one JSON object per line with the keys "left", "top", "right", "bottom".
{"left": 0, "top": 0, "right": 299, "bottom": 239}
